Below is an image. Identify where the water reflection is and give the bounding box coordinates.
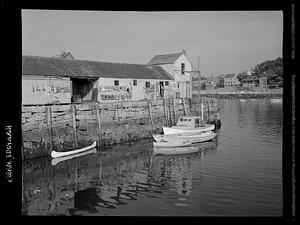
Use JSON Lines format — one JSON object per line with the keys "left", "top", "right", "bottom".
{"left": 22, "top": 139, "right": 218, "bottom": 216}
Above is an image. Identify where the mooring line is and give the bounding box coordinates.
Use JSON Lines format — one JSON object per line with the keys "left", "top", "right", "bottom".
{"left": 217, "top": 134, "right": 232, "bottom": 145}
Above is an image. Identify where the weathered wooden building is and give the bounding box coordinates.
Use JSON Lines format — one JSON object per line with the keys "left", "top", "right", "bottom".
{"left": 22, "top": 54, "right": 174, "bottom": 105}
{"left": 147, "top": 49, "right": 192, "bottom": 99}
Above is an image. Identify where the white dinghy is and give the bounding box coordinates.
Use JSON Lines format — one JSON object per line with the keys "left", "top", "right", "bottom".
{"left": 51, "top": 148, "right": 97, "bottom": 166}
{"left": 153, "top": 131, "right": 217, "bottom": 144}
{"left": 51, "top": 141, "right": 97, "bottom": 158}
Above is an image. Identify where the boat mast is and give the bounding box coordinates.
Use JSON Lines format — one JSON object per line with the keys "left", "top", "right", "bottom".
{"left": 198, "top": 56, "right": 204, "bottom": 122}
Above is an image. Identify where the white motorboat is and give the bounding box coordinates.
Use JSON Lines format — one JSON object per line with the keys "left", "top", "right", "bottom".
{"left": 163, "top": 116, "right": 215, "bottom": 135}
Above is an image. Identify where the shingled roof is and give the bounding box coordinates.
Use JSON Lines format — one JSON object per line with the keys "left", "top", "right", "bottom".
{"left": 147, "top": 53, "right": 183, "bottom": 65}
{"left": 22, "top": 55, "right": 173, "bottom": 80}
{"left": 224, "top": 74, "right": 236, "bottom": 78}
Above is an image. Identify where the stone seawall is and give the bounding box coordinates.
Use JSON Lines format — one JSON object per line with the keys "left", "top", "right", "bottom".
{"left": 22, "top": 98, "right": 219, "bottom": 160}
{"left": 193, "top": 92, "right": 282, "bottom": 99}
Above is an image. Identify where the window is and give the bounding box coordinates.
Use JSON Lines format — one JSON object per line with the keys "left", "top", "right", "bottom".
{"left": 133, "top": 80, "right": 137, "bottom": 86}
{"left": 165, "top": 81, "right": 169, "bottom": 86}
{"left": 195, "top": 118, "right": 200, "bottom": 126}
{"left": 145, "top": 81, "right": 150, "bottom": 88}
{"left": 114, "top": 80, "right": 119, "bottom": 86}
{"left": 181, "top": 63, "right": 185, "bottom": 74}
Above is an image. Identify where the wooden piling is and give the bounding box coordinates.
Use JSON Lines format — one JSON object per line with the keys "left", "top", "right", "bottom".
{"left": 46, "top": 106, "right": 53, "bottom": 153}
{"left": 163, "top": 98, "right": 168, "bottom": 127}
{"left": 182, "top": 98, "right": 187, "bottom": 116}
{"left": 147, "top": 100, "right": 154, "bottom": 133}
{"left": 207, "top": 99, "right": 211, "bottom": 122}
{"left": 95, "top": 102, "right": 102, "bottom": 146}
{"left": 173, "top": 97, "right": 177, "bottom": 123}
{"left": 21, "top": 134, "right": 24, "bottom": 161}
{"left": 71, "top": 104, "right": 78, "bottom": 146}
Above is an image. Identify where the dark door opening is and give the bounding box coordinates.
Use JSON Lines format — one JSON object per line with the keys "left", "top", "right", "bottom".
{"left": 71, "top": 78, "right": 97, "bottom": 102}
{"left": 159, "top": 81, "right": 164, "bottom": 98}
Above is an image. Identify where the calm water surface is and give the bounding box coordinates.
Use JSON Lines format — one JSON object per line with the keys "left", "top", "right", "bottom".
{"left": 22, "top": 98, "right": 282, "bottom": 216}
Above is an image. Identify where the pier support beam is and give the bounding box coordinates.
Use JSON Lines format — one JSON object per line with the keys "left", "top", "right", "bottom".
{"left": 46, "top": 106, "right": 53, "bottom": 153}
{"left": 147, "top": 100, "right": 154, "bottom": 133}
{"left": 95, "top": 102, "right": 102, "bottom": 146}
{"left": 71, "top": 104, "right": 78, "bottom": 146}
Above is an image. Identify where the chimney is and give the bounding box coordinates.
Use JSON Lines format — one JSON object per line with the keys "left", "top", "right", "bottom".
{"left": 182, "top": 49, "right": 186, "bottom": 55}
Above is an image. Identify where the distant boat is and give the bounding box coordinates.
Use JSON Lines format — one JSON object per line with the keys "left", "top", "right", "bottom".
{"left": 163, "top": 116, "right": 215, "bottom": 135}
{"left": 240, "top": 99, "right": 246, "bottom": 102}
{"left": 51, "top": 141, "right": 97, "bottom": 158}
{"left": 51, "top": 148, "right": 97, "bottom": 166}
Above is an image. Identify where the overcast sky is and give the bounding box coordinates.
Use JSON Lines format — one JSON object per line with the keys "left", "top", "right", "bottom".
{"left": 22, "top": 10, "right": 283, "bottom": 76}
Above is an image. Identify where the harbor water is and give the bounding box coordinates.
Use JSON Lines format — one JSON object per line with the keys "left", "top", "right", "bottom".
{"left": 22, "top": 98, "right": 283, "bottom": 216}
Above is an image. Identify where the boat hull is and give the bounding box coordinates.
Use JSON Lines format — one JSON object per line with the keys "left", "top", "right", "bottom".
{"left": 163, "top": 124, "right": 215, "bottom": 135}
{"left": 51, "top": 141, "right": 97, "bottom": 158}
{"left": 153, "top": 146, "right": 199, "bottom": 155}
{"left": 153, "top": 141, "right": 192, "bottom": 148}
{"left": 153, "top": 131, "right": 217, "bottom": 144}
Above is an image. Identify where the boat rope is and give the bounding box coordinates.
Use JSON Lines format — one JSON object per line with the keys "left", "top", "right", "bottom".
{"left": 217, "top": 134, "right": 232, "bottom": 145}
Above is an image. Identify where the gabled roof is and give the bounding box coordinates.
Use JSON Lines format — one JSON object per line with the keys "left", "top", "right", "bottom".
{"left": 147, "top": 53, "right": 183, "bottom": 65}
{"left": 53, "top": 51, "right": 75, "bottom": 60}
{"left": 22, "top": 55, "right": 174, "bottom": 80}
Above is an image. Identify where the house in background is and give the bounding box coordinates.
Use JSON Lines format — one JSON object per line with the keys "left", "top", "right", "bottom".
{"left": 224, "top": 74, "right": 240, "bottom": 88}
{"left": 241, "top": 75, "right": 259, "bottom": 87}
{"left": 53, "top": 51, "right": 75, "bottom": 60}
{"left": 22, "top": 54, "right": 173, "bottom": 105}
{"left": 216, "top": 75, "right": 225, "bottom": 88}
{"left": 204, "top": 76, "right": 219, "bottom": 90}
{"left": 147, "top": 49, "right": 192, "bottom": 99}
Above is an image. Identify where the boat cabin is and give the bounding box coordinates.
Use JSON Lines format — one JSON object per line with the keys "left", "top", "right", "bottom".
{"left": 176, "top": 116, "right": 203, "bottom": 128}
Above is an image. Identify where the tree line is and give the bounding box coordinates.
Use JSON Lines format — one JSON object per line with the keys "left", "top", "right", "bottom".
{"left": 237, "top": 57, "right": 283, "bottom": 86}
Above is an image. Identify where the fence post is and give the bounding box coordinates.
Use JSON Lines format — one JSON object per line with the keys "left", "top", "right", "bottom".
{"left": 147, "top": 100, "right": 154, "bottom": 133}
{"left": 71, "top": 104, "right": 78, "bottom": 146}
{"left": 95, "top": 102, "right": 102, "bottom": 146}
{"left": 46, "top": 106, "right": 53, "bottom": 154}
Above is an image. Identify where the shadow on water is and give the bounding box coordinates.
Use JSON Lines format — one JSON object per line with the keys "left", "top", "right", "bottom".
{"left": 22, "top": 137, "right": 219, "bottom": 216}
